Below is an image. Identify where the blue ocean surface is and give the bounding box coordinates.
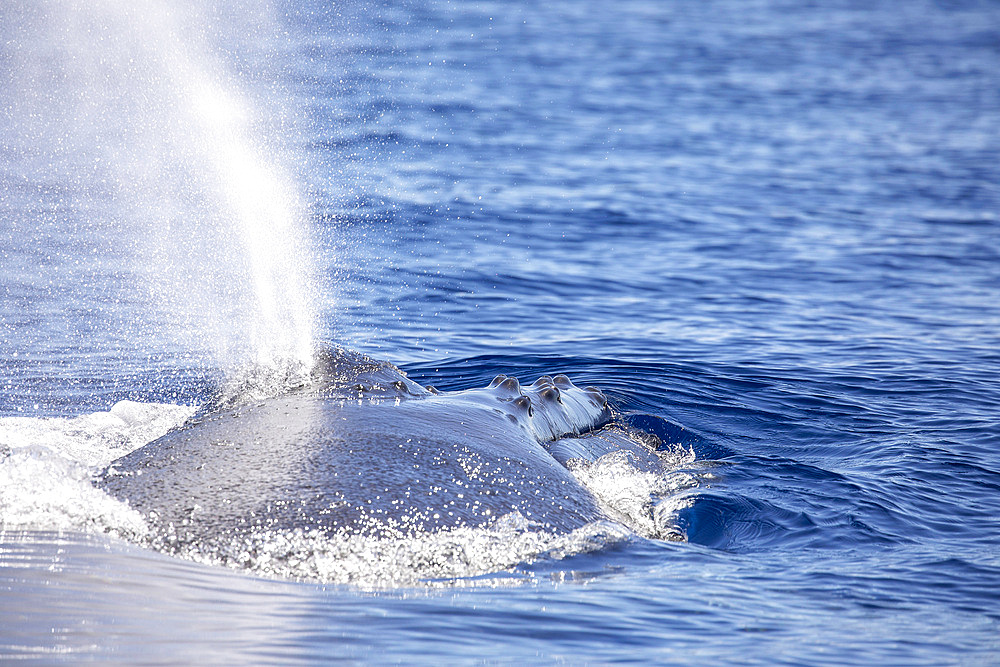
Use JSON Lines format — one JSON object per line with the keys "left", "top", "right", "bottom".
{"left": 2, "top": 0, "right": 1000, "bottom": 663}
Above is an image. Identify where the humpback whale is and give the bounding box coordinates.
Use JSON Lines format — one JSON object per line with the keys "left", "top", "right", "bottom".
{"left": 98, "top": 347, "right": 664, "bottom": 552}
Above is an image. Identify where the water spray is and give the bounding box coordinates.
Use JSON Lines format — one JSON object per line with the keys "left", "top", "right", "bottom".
{"left": 2, "top": 0, "right": 318, "bottom": 376}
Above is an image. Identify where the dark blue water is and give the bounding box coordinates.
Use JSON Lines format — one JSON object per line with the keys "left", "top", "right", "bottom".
{"left": 3, "top": 0, "right": 1000, "bottom": 663}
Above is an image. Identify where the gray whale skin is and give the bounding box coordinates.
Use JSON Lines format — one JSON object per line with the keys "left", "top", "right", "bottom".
{"left": 98, "top": 347, "right": 659, "bottom": 543}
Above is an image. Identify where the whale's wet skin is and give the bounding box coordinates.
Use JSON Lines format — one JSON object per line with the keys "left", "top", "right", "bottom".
{"left": 95, "top": 347, "right": 682, "bottom": 579}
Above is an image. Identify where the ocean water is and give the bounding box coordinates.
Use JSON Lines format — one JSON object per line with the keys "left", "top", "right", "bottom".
{"left": 3, "top": 0, "right": 1000, "bottom": 663}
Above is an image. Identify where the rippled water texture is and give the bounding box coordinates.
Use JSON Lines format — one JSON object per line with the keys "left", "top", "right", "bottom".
{"left": 3, "top": 0, "right": 1000, "bottom": 663}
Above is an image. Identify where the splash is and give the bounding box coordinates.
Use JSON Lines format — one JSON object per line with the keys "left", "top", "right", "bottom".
{"left": 1, "top": 0, "right": 317, "bottom": 372}
{"left": 155, "top": 515, "right": 632, "bottom": 588}
{"left": 565, "top": 432, "right": 700, "bottom": 541}
{"left": 0, "top": 401, "right": 192, "bottom": 538}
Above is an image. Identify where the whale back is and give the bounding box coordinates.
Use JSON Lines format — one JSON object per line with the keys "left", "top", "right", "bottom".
{"left": 98, "top": 348, "right": 617, "bottom": 546}
{"left": 304, "top": 348, "right": 613, "bottom": 440}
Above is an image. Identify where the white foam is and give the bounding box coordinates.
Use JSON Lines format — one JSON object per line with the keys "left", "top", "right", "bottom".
{"left": 0, "top": 401, "right": 194, "bottom": 469}
{"left": 0, "top": 401, "right": 193, "bottom": 536}
{"left": 567, "top": 441, "right": 699, "bottom": 541}
{"left": 166, "top": 514, "right": 633, "bottom": 588}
